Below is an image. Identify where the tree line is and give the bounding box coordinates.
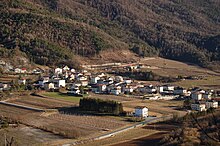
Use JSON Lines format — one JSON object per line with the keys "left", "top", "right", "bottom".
{"left": 79, "top": 98, "right": 123, "bottom": 115}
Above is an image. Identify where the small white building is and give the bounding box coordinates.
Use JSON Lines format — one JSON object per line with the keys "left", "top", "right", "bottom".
{"left": 91, "top": 76, "right": 101, "bottom": 84}
{"left": 110, "top": 86, "right": 122, "bottom": 95}
{"left": 70, "top": 68, "right": 76, "bottom": 73}
{"left": 206, "top": 101, "right": 218, "bottom": 109}
{"left": 203, "top": 93, "right": 212, "bottom": 100}
{"left": 55, "top": 68, "right": 63, "bottom": 75}
{"left": 52, "top": 79, "right": 66, "bottom": 88}
{"left": 91, "top": 84, "right": 107, "bottom": 93}
{"left": 69, "top": 74, "right": 75, "bottom": 81}
{"left": 191, "top": 102, "right": 206, "bottom": 112}
{"left": 80, "top": 80, "right": 88, "bottom": 87}
{"left": 44, "top": 82, "right": 55, "bottom": 91}
{"left": 77, "top": 76, "right": 87, "bottom": 81}
{"left": 191, "top": 92, "right": 203, "bottom": 100}
{"left": 157, "top": 86, "right": 164, "bottom": 93}
{"left": 135, "top": 106, "right": 148, "bottom": 118}
{"left": 163, "top": 85, "right": 175, "bottom": 91}
{"left": 18, "top": 79, "right": 26, "bottom": 85}
{"left": 146, "top": 86, "right": 157, "bottom": 94}
{"left": 14, "top": 68, "right": 21, "bottom": 73}
{"left": 68, "top": 89, "right": 80, "bottom": 95}
{"left": 63, "top": 66, "right": 70, "bottom": 72}
{"left": 38, "top": 76, "right": 50, "bottom": 86}
{"left": 123, "top": 79, "right": 132, "bottom": 84}
{"left": 0, "top": 83, "right": 9, "bottom": 90}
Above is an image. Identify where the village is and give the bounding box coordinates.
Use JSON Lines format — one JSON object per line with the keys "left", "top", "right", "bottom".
{"left": 0, "top": 63, "right": 219, "bottom": 118}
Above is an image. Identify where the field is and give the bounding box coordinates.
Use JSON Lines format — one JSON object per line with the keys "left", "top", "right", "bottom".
{"left": 0, "top": 74, "right": 38, "bottom": 83}
{"left": 7, "top": 95, "right": 76, "bottom": 109}
{"left": 79, "top": 127, "right": 158, "bottom": 146}
{"left": 0, "top": 125, "right": 66, "bottom": 146}
{"left": 140, "top": 57, "right": 220, "bottom": 89}
{"left": 0, "top": 95, "right": 130, "bottom": 143}
{"left": 89, "top": 93, "right": 185, "bottom": 117}
{"left": 42, "top": 92, "right": 83, "bottom": 103}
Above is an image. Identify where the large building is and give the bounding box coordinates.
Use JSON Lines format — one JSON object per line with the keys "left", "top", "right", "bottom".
{"left": 191, "top": 92, "right": 203, "bottom": 100}
{"left": 206, "top": 101, "right": 218, "bottom": 109}
{"left": 135, "top": 106, "right": 148, "bottom": 118}
{"left": 191, "top": 102, "right": 206, "bottom": 112}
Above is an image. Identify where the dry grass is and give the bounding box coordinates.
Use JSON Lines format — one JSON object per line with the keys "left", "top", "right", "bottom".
{"left": 7, "top": 95, "right": 76, "bottom": 109}
{"left": 0, "top": 103, "right": 130, "bottom": 139}
{"left": 140, "top": 57, "right": 219, "bottom": 77}
{"left": 0, "top": 125, "right": 66, "bottom": 146}
{"left": 174, "top": 76, "right": 220, "bottom": 89}
{"left": 89, "top": 93, "right": 185, "bottom": 117}
{"left": 78, "top": 127, "right": 158, "bottom": 146}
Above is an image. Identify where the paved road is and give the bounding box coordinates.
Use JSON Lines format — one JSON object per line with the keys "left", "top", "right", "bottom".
{"left": 62, "top": 115, "right": 173, "bottom": 146}
{"left": 0, "top": 101, "right": 45, "bottom": 112}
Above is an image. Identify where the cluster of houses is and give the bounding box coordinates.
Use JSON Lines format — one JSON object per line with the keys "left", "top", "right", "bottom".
{"left": 1, "top": 65, "right": 219, "bottom": 115}
{"left": 190, "top": 89, "right": 218, "bottom": 112}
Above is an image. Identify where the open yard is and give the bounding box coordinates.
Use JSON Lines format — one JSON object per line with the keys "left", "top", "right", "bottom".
{"left": 42, "top": 92, "right": 83, "bottom": 103}
{"left": 89, "top": 93, "right": 185, "bottom": 117}
{"left": 0, "top": 102, "right": 130, "bottom": 141}
{"left": 7, "top": 94, "right": 76, "bottom": 109}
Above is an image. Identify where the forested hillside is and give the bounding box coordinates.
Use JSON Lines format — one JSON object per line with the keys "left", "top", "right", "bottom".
{"left": 0, "top": 0, "right": 219, "bottom": 68}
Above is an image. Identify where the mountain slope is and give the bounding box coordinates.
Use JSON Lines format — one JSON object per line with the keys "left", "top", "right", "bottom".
{"left": 0, "top": 0, "right": 219, "bottom": 68}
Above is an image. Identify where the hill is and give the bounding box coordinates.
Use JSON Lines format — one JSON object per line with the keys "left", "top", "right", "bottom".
{"left": 0, "top": 0, "right": 219, "bottom": 69}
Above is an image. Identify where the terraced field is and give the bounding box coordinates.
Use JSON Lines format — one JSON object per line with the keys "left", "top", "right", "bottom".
{"left": 7, "top": 95, "right": 76, "bottom": 109}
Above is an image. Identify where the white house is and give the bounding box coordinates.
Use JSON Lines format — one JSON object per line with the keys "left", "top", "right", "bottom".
{"left": 110, "top": 86, "right": 122, "bottom": 95}
{"left": 18, "top": 79, "right": 26, "bottom": 85}
{"left": 14, "top": 68, "right": 21, "bottom": 73}
{"left": 67, "top": 89, "right": 80, "bottom": 95}
{"left": 203, "top": 92, "right": 212, "bottom": 100}
{"left": 20, "top": 68, "right": 27, "bottom": 74}
{"left": 63, "top": 66, "right": 70, "bottom": 72}
{"left": 205, "top": 101, "right": 218, "bottom": 109}
{"left": 91, "top": 76, "right": 100, "bottom": 84}
{"left": 135, "top": 106, "right": 148, "bottom": 118}
{"left": 71, "top": 82, "right": 81, "bottom": 90}
{"left": 123, "top": 79, "right": 132, "bottom": 84}
{"left": 191, "top": 92, "right": 203, "bottom": 100}
{"left": 77, "top": 76, "right": 87, "bottom": 81}
{"left": 157, "top": 86, "right": 164, "bottom": 93}
{"left": 55, "top": 68, "right": 63, "bottom": 75}
{"left": 124, "top": 86, "right": 134, "bottom": 94}
{"left": 91, "top": 84, "right": 107, "bottom": 93}
{"left": 191, "top": 102, "right": 206, "bottom": 112}
{"left": 52, "top": 79, "right": 66, "bottom": 88}
{"left": 0, "top": 83, "right": 9, "bottom": 91}
{"left": 80, "top": 80, "right": 88, "bottom": 87}
{"left": 69, "top": 74, "right": 75, "bottom": 81}
{"left": 44, "top": 82, "right": 55, "bottom": 91}
{"left": 163, "top": 85, "right": 175, "bottom": 91}
{"left": 38, "top": 76, "right": 50, "bottom": 86}
{"left": 146, "top": 86, "right": 157, "bottom": 94}
{"left": 70, "top": 68, "right": 76, "bottom": 73}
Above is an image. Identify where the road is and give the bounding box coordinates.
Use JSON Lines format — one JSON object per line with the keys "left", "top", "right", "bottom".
{"left": 0, "top": 101, "right": 45, "bottom": 112}
{"left": 62, "top": 115, "right": 173, "bottom": 146}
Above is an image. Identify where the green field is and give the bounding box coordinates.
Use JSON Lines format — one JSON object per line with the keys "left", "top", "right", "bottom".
{"left": 174, "top": 76, "right": 220, "bottom": 89}
{"left": 42, "top": 92, "right": 83, "bottom": 103}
